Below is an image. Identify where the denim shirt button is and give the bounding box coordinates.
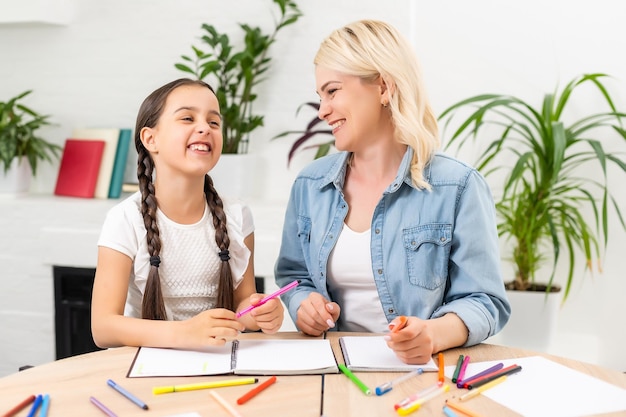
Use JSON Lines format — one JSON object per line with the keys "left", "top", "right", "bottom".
{"left": 375, "top": 229, "right": 380, "bottom": 234}
{"left": 329, "top": 234, "right": 333, "bottom": 239}
{"left": 440, "top": 237, "right": 446, "bottom": 242}
{"left": 377, "top": 269, "right": 383, "bottom": 274}
{"left": 388, "top": 308, "right": 395, "bottom": 314}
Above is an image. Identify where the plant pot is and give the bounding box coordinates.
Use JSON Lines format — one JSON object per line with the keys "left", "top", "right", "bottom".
{"left": 208, "top": 153, "right": 263, "bottom": 201}
{"left": 0, "top": 158, "right": 32, "bottom": 195}
{"left": 493, "top": 284, "right": 561, "bottom": 352}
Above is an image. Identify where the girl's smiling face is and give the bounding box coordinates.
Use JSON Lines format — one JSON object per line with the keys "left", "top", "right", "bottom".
{"left": 141, "top": 84, "right": 223, "bottom": 177}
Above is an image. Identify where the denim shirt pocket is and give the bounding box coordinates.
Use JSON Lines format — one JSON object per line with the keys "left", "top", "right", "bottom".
{"left": 403, "top": 223, "right": 452, "bottom": 289}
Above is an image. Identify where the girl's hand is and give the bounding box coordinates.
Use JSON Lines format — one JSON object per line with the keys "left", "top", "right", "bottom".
{"left": 246, "top": 293, "right": 285, "bottom": 334}
{"left": 295, "top": 292, "right": 340, "bottom": 336}
{"left": 180, "top": 308, "right": 245, "bottom": 349}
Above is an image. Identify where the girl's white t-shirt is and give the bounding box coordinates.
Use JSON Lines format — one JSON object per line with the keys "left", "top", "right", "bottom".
{"left": 98, "top": 191, "right": 254, "bottom": 321}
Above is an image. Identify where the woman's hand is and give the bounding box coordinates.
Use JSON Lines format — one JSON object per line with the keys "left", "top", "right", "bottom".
{"left": 295, "top": 292, "right": 340, "bottom": 336}
{"left": 384, "top": 316, "right": 435, "bottom": 364}
{"left": 384, "top": 313, "right": 469, "bottom": 364}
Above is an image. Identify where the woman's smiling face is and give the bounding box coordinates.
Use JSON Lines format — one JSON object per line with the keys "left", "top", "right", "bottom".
{"left": 315, "top": 65, "right": 388, "bottom": 152}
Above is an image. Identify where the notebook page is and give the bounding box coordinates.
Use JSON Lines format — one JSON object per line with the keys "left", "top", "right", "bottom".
{"left": 127, "top": 344, "right": 234, "bottom": 377}
{"left": 340, "top": 336, "right": 438, "bottom": 372}
{"left": 233, "top": 339, "right": 338, "bottom": 375}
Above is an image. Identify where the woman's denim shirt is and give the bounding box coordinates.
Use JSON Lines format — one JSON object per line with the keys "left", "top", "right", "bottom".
{"left": 275, "top": 148, "right": 511, "bottom": 346}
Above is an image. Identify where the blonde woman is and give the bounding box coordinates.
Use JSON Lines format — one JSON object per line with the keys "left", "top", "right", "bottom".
{"left": 275, "top": 20, "right": 510, "bottom": 364}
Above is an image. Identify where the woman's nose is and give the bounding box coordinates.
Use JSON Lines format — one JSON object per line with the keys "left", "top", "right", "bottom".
{"left": 318, "top": 100, "right": 330, "bottom": 120}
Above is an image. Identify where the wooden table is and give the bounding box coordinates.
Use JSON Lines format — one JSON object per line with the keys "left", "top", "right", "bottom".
{"left": 1, "top": 332, "right": 624, "bottom": 417}
{"left": 324, "top": 333, "right": 626, "bottom": 417}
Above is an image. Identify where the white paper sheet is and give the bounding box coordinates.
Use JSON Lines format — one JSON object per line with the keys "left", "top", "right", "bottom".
{"left": 445, "top": 356, "right": 626, "bottom": 417}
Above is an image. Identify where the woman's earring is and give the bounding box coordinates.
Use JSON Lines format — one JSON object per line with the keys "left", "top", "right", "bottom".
{"left": 382, "top": 101, "right": 389, "bottom": 108}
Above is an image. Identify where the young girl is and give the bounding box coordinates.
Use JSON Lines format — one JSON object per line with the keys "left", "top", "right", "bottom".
{"left": 91, "top": 78, "right": 283, "bottom": 349}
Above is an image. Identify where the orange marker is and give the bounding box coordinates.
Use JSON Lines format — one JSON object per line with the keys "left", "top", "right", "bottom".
{"left": 388, "top": 316, "right": 408, "bottom": 333}
{"left": 236, "top": 376, "right": 277, "bottom": 405}
{"left": 437, "top": 352, "right": 445, "bottom": 386}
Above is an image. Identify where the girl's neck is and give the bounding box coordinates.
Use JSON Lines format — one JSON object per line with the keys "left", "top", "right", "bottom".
{"left": 154, "top": 177, "right": 206, "bottom": 224}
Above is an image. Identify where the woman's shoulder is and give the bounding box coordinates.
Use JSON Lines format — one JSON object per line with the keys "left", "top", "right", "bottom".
{"left": 427, "top": 152, "right": 481, "bottom": 184}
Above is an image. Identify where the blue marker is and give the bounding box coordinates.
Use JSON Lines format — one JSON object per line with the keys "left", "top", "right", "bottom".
{"left": 375, "top": 368, "right": 423, "bottom": 396}
{"left": 107, "top": 379, "right": 149, "bottom": 410}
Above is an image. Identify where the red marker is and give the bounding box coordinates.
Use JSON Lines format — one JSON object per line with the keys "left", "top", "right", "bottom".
{"left": 236, "top": 376, "right": 277, "bottom": 405}
{"left": 2, "top": 394, "right": 36, "bottom": 417}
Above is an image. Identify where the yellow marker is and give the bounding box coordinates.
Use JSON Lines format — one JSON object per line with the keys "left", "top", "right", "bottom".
{"left": 460, "top": 375, "right": 507, "bottom": 401}
{"left": 396, "top": 384, "right": 449, "bottom": 416}
{"left": 153, "top": 377, "right": 258, "bottom": 395}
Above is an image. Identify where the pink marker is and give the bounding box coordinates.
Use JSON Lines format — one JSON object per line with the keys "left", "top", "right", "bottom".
{"left": 236, "top": 280, "right": 300, "bottom": 318}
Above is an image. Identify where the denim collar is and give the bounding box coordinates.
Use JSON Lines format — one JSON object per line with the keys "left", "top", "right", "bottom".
{"left": 321, "top": 147, "right": 420, "bottom": 193}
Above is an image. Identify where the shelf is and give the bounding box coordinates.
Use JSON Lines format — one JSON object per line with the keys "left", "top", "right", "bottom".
{"left": 0, "top": 0, "right": 73, "bottom": 25}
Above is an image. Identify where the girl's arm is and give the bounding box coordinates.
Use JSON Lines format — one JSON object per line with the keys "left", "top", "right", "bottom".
{"left": 91, "top": 246, "right": 243, "bottom": 349}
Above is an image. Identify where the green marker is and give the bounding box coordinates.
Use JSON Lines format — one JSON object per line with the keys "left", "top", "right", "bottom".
{"left": 338, "top": 363, "right": 371, "bottom": 396}
{"left": 452, "top": 354, "right": 464, "bottom": 383}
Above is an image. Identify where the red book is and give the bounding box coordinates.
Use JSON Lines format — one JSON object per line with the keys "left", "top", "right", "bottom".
{"left": 54, "top": 139, "right": 106, "bottom": 198}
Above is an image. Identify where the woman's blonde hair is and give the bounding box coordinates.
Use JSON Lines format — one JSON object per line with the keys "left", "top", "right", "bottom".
{"left": 314, "top": 19, "right": 440, "bottom": 190}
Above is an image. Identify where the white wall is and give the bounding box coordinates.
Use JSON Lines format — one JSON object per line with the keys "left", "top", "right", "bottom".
{"left": 1, "top": 0, "right": 625, "bottom": 371}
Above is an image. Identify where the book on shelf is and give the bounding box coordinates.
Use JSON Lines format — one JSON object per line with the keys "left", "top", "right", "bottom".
{"left": 127, "top": 339, "right": 339, "bottom": 377}
{"left": 108, "top": 128, "right": 132, "bottom": 199}
{"left": 71, "top": 127, "right": 120, "bottom": 199}
{"left": 339, "top": 335, "right": 439, "bottom": 372}
{"left": 54, "top": 139, "right": 106, "bottom": 198}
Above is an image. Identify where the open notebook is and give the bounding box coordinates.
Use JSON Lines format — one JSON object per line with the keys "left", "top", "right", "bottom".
{"left": 339, "top": 336, "right": 439, "bottom": 372}
{"left": 127, "top": 339, "right": 339, "bottom": 377}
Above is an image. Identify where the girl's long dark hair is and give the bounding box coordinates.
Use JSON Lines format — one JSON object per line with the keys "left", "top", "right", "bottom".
{"left": 135, "top": 78, "right": 235, "bottom": 320}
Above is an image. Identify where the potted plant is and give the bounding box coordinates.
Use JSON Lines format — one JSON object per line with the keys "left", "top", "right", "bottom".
{"left": 438, "top": 73, "right": 626, "bottom": 349}
{"left": 175, "top": 0, "right": 302, "bottom": 155}
{"left": 273, "top": 101, "right": 335, "bottom": 166}
{"left": 0, "top": 90, "right": 61, "bottom": 194}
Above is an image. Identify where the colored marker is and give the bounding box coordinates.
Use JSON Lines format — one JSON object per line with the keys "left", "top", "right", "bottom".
{"left": 394, "top": 383, "right": 441, "bottom": 410}
{"left": 107, "top": 379, "right": 149, "bottom": 410}
{"left": 443, "top": 405, "right": 460, "bottom": 417}
{"left": 437, "top": 352, "right": 445, "bottom": 386}
{"left": 445, "top": 400, "right": 486, "bottom": 417}
{"left": 338, "top": 364, "right": 371, "bottom": 396}
{"left": 460, "top": 375, "right": 507, "bottom": 401}
{"left": 388, "top": 315, "right": 408, "bottom": 333}
{"left": 451, "top": 354, "right": 464, "bottom": 383}
{"left": 375, "top": 368, "right": 423, "bottom": 396}
{"left": 236, "top": 280, "right": 300, "bottom": 318}
{"left": 397, "top": 384, "right": 450, "bottom": 416}
{"left": 1, "top": 394, "right": 36, "bottom": 417}
{"left": 236, "top": 375, "right": 277, "bottom": 404}
{"left": 25, "top": 395, "right": 42, "bottom": 417}
{"left": 209, "top": 391, "right": 243, "bottom": 417}
{"left": 467, "top": 365, "right": 521, "bottom": 390}
{"left": 153, "top": 377, "right": 258, "bottom": 395}
{"left": 39, "top": 395, "right": 50, "bottom": 417}
{"left": 89, "top": 397, "right": 118, "bottom": 417}
{"left": 455, "top": 355, "right": 471, "bottom": 387}
{"left": 460, "top": 363, "right": 508, "bottom": 388}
